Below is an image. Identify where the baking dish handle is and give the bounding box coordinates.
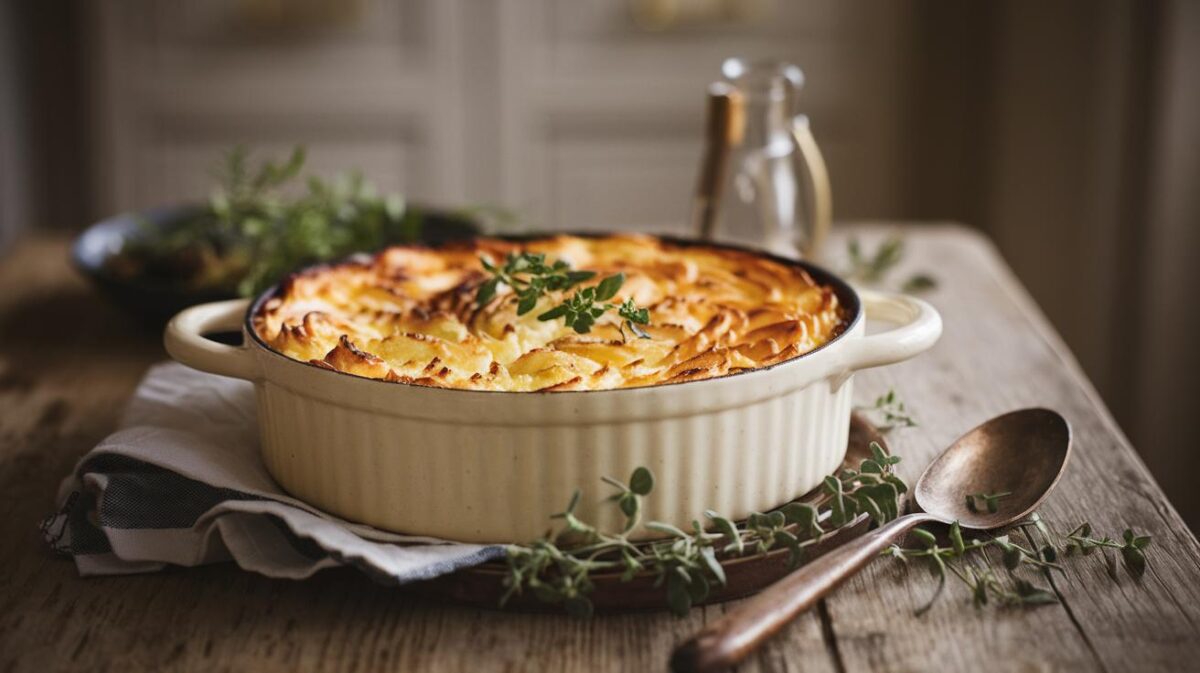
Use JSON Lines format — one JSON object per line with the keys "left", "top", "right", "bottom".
{"left": 834, "top": 290, "right": 942, "bottom": 376}
{"left": 164, "top": 299, "right": 259, "bottom": 381}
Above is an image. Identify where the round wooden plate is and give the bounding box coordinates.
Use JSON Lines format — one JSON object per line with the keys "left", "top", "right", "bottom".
{"left": 406, "top": 412, "right": 888, "bottom": 613}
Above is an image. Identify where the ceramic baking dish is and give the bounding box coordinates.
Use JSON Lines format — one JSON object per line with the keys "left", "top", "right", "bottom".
{"left": 164, "top": 241, "right": 941, "bottom": 543}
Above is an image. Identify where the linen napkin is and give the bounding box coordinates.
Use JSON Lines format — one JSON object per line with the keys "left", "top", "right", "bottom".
{"left": 42, "top": 362, "right": 506, "bottom": 582}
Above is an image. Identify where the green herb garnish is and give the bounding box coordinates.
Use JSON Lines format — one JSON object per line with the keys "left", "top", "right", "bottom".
{"left": 502, "top": 441, "right": 905, "bottom": 617}
{"left": 965, "top": 491, "right": 1013, "bottom": 514}
{"left": 476, "top": 252, "right": 596, "bottom": 314}
{"left": 114, "top": 146, "right": 434, "bottom": 296}
{"left": 847, "top": 235, "right": 905, "bottom": 283}
{"left": 887, "top": 512, "right": 1152, "bottom": 615}
{"left": 617, "top": 297, "right": 651, "bottom": 339}
{"left": 845, "top": 235, "right": 938, "bottom": 294}
{"left": 1064, "top": 522, "right": 1152, "bottom": 579}
{"left": 857, "top": 388, "right": 919, "bottom": 430}
{"left": 902, "top": 273, "right": 938, "bottom": 293}
{"left": 504, "top": 442, "right": 1153, "bottom": 618}
{"left": 477, "top": 256, "right": 651, "bottom": 338}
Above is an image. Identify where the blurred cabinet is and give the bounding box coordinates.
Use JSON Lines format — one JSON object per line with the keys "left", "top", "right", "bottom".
{"left": 90, "top": 0, "right": 461, "bottom": 211}
{"left": 89, "top": 0, "right": 915, "bottom": 232}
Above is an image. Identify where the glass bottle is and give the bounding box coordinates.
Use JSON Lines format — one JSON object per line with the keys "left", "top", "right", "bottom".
{"left": 692, "top": 58, "right": 831, "bottom": 260}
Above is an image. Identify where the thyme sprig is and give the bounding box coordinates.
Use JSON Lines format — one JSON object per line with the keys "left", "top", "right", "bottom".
{"left": 845, "top": 235, "right": 938, "bottom": 294}
{"left": 1063, "top": 522, "right": 1152, "bottom": 579}
{"left": 847, "top": 236, "right": 905, "bottom": 283}
{"left": 966, "top": 491, "right": 1013, "bottom": 514}
{"left": 504, "top": 440, "right": 1153, "bottom": 618}
{"left": 901, "top": 273, "right": 938, "bottom": 293}
{"left": 476, "top": 254, "right": 651, "bottom": 337}
{"left": 115, "top": 146, "right": 433, "bottom": 296}
{"left": 887, "top": 513, "right": 1152, "bottom": 615}
{"left": 476, "top": 252, "right": 596, "bottom": 314}
{"left": 857, "top": 388, "right": 919, "bottom": 430}
{"left": 502, "top": 442, "right": 905, "bottom": 617}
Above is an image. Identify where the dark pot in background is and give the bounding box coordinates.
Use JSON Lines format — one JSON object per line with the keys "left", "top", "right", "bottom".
{"left": 72, "top": 204, "right": 480, "bottom": 329}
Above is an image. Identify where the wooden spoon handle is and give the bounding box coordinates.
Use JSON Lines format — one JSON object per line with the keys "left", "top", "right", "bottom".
{"left": 671, "top": 512, "right": 940, "bottom": 673}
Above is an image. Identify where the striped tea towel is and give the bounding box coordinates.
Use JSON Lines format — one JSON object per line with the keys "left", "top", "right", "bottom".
{"left": 42, "top": 362, "right": 505, "bottom": 582}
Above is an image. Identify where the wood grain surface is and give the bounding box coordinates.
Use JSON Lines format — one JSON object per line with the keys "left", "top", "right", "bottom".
{"left": 1, "top": 225, "right": 1198, "bottom": 672}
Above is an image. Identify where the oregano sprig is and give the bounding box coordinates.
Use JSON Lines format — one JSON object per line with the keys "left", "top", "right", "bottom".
{"left": 857, "top": 388, "right": 919, "bottom": 431}
{"left": 503, "top": 442, "right": 1153, "bottom": 619}
{"left": 502, "top": 441, "right": 903, "bottom": 617}
{"left": 847, "top": 236, "right": 905, "bottom": 283}
{"left": 476, "top": 252, "right": 596, "bottom": 314}
{"left": 845, "top": 235, "right": 939, "bottom": 294}
{"left": 886, "top": 512, "right": 1152, "bottom": 615}
{"left": 1062, "top": 522, "right": 1152, "bottom": 579}
{"left": 477, "top": 253, "right": 651, "bottom": 338}
{"left": 965, "top": 491, "right": 1013, "bottom": 514}
{"left": 617, "top": 297, "right": 651, "bottom": 339}
{"left": 538, "top": 273, "right": 651, "bottom": 339}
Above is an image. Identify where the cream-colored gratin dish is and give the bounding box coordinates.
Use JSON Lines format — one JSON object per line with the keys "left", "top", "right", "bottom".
{"left": 165, "top": 234, "right": 941, "bottom": 543}
{"left": 252, "top": 234, "right": 850, "bottom": 391}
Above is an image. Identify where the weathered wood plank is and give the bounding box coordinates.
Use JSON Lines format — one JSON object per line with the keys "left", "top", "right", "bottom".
{"left": 1, "top": 228, "right": 1198, "bottom": 672}
{"left": 824, "top": 226, "right": 1200, "bottom": 673}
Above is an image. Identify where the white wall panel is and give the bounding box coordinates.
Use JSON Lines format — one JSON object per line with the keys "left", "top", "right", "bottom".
{"left": 90, "top": 0, "right": 916, "bottom": 226}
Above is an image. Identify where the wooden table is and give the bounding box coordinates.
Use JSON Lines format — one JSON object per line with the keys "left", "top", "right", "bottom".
{"left": 2, "top": 225, "right": 1199, "bottom": 672}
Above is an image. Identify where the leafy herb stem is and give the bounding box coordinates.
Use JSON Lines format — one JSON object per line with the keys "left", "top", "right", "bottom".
{"left": 120, "top": 146, "right": 431, "bottom": 296}
{"left": 856, "top": 388, "right": 919, "bottom": 431}
{"left": 886, "top": 512, "right": 1152, "bottom": 614}
{"left": 847, "top": 235, "right": 905, "bottom": 283}
{"left": 504, "top": 440, "right": 1153, "bottom": 618}
{"left": 503, "top": 442, "right": 905, "bottom": 617}
{"left": 476, "top": 252, "right": 596, "bottom": 315}
{"left": 965, "top": 491, "right": 1013, "bottom": 514}
{"left": 477, "top": 254, "right": 651, "bottom": 337}
{"left": 844, "top": 235, "right": 938, "bottom": 294}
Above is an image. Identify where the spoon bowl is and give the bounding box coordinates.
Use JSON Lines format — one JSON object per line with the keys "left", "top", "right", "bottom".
{"left": 915, "top": 407, "right": 1071, "bottom": 529}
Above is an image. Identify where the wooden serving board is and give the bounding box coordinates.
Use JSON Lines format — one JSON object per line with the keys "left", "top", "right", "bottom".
{"left": 406, "top": 413, "right": 888, "bottom": 613}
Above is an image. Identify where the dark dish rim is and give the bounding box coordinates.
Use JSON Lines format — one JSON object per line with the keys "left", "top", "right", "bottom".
{"left": 70, "top": 202, "right": 480, "bottom": 291}
{"left": 242, "top": 232, "right": 864, "bottom": 395}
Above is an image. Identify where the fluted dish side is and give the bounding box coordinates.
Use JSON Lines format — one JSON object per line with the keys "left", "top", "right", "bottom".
{"left": 164, "top": 235, "right": 942, "bottom": 543}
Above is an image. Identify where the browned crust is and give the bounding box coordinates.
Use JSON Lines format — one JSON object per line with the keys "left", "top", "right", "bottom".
{"left": 252, "top": 234, "right": 848, "bottom": 392}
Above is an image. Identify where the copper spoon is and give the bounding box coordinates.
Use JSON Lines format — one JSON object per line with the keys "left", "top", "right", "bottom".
{"left": 671, "top": 408, "right": 1071, "bottom": 673}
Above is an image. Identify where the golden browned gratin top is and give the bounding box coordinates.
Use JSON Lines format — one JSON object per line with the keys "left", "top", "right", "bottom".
{"left": 252, "top": 234, "right": 848, "bottom": 391}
